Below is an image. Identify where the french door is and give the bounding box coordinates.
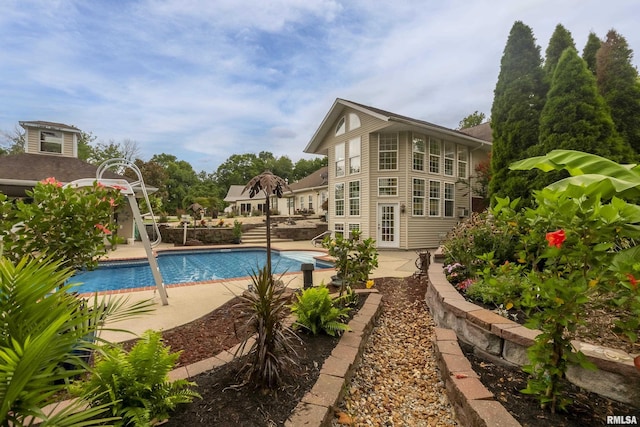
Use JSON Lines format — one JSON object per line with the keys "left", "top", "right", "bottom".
{"left": 377, "top": 203, "right": 399, "bottom": 248}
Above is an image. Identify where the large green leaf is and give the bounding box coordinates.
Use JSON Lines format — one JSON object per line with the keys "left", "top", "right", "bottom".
{"left": 510, "top": 150, "right": 640, "bottom": 199}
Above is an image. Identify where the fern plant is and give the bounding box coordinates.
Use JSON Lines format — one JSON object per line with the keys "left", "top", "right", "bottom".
{"left": 77, "top": 330, "right": 200, "bottom": 426}
{"left": 290, "top": 284, "right": 351, "bottom": 337}
{"left": 234, "top": 266, "right": 299, "bottom": 390}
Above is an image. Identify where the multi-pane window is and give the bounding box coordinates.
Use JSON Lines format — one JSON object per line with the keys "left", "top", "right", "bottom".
{"left": 335, "top": 143, "right": 345, "bottom": 177}
{"left": 349, "top": 137, "right": 361, "bottom": 174}
{"left": 444, "top": 142, "right": 455, "bottom": 176}
{"left": 444, "top": 183, "right": 455, "bottom": 217}
{"left": 335, "top": 183, "right": 345, "bottom": 216}
{"left": 412, "top": 178, "right": 425, "bottom": 216}
{"left": 457, "top": 146, "right": 468, "bottom": 178}
{"left": 40, "top": 130, "right": 63, "bottom": 154}
{"left": 378, "top": 177, "right": 398, "bottom": 196}
{"left": 349, "top": 181, "right": 360, "bottom": 216}
{"left": 429, "top": 180, "right": 441, "bottom": 216}
{"left": 429, "top": 138, "right": 441, "bottom": 173}
{"left": 299, "top": 196, "right": 305, "bottom": 210}
{"left": 378, "top": 133, "right": 398, "bottom": 170}
{"left": 413, "top": 134, "right": 426, "bottom": 171}
{"left": 348, "top": 113, "right": 361, "bottom": 131}
{"left": 334, "top": 222, "right": 345, "bottom": 238}
{"left": 348, "top": 223, "right": 360, "bottom": 239}
{"left": 308, "top": 195, "right": 313, "bottom": 210}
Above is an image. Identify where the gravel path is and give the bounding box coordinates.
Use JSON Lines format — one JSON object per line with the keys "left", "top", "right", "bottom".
{"left": 332, "top": 278, "right": 458, "bottom": 426}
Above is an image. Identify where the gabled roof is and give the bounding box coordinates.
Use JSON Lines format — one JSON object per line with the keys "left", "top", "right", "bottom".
{"left": 0, "top": 153, "right": 128, "bottom": 197}
{"left": 304, "top": 98, "right": 492, "bottom": 154}
{"left": 19, "top": 121, "right": 81, "bottom": 133}
{"left": 288, "top": 166, "right": 328, "bottom": 192}
{"left": 223, "top": 185, "right": 248, "bottom": 202}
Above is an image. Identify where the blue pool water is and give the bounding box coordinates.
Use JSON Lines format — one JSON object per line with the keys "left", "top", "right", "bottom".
{"left": 71, "top": 249, "right": 331, "bottom": 293}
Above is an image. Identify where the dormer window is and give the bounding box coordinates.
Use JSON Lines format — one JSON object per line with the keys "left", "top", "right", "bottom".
{"left": 40, "top": 130, "right": 63, "bottom": 154}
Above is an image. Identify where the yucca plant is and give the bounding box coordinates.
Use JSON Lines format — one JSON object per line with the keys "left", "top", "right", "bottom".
{"left": 77, "top": 330, "right": 200, "bottom": 426}
{"left": 290, "top": 284, "right": 351, "bottom": 337}
{"left": 234, "top": 266, "right": 299, "bottom": 390}
{"left": 0, "top": 253, "right": 154, "bottom": 426}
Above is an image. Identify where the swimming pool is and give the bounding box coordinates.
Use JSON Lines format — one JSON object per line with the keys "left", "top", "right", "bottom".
{"left": 71, "top": 248, "right": 332, "bottom": 293}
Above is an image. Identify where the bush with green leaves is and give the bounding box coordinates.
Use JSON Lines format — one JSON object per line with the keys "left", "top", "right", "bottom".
{"left": 465, "top": 252, "right": 529, "bottom": 308}
{"left": 234, "top": 266, "right": 299, "bottom": 390}
{"left": 0, "top": 177, "right": 123, "bottom": 271}
{"left": 441, "top": 207, "right": 521, "bottom": 273}
{"left": 0, "top": 254, "right": 154, "bottom": 426}
{"left": 77, "top": 330, "right": 200, "bottom": 426}
{"left": 290, "top": 284, "right": 351, "bottom": 337}
{"left": 322, "top": 230, "right": 378, "bottom": 295}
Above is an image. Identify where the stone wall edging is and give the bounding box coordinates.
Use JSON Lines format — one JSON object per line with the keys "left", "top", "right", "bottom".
{"left": 427, "top": 261, "right": 640, "bottom": 409}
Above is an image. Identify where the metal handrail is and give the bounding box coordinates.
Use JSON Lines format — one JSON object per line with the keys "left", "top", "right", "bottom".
{"left": 97, "top": 158, "right": 162, "bottom": 247}
{"left": 311, "top": 230, "right": 333, "bottom": 247}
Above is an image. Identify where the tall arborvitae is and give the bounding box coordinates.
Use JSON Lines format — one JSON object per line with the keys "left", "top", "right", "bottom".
{"left": 596, "top": 29, "right": 640, "bottom": 155}
{"left": 583, "top": 32, "right": 602, "bottom": 74}
{"left": 537, "top": 48, "right": 633, "bottom": 169}
{"left": 489, "top": 21, "right": 545, "bottom": 201}
{"left": 543, "top": 24, "right": 575, "bottom": 83}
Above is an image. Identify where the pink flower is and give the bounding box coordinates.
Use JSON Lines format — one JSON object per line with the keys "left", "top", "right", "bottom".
{"left": 110, "top": 184, "right": 128, "bottom": 191}
{"left": 546, "top": 230, "right": 566, "bottom": 248}
{"left": 95, "top": 223, "right": 112, "bottom": 235}
{"left": 40, "top": 177, "right": 62, "bottom": 187}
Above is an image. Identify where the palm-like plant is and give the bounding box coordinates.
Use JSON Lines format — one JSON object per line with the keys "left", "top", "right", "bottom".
{"left": 242, "top": 170, "right": 291, "bottom": 280}
{"left": 0, "top": 253, "right": 154, "bottom": 426}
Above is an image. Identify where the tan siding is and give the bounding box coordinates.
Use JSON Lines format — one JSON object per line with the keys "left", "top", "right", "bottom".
{"left": 62, "top": 132, "right": 74, "bottom": 157}
{"left": 24, "top": 127, "right": 76, "bottom": 158}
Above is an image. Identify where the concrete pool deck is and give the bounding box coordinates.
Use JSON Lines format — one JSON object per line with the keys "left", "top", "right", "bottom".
{"left": 98, "top": 240, "right": 424, "bottom": 342}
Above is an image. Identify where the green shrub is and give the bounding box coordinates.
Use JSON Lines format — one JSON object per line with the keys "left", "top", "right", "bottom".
{"left": 465, "top": 254, "right": 529, "bottom": 308}
{"left": 234, "top": 266, "right": 299, "bottom": 390}
{"left": 291, "top": 284, "right": 351, "bottom": 337}
{"left": 77, "top": 330, "right": 200, "bottom": 426}
{"left": 322, "top": 230, "right": 378, "bottom": 295}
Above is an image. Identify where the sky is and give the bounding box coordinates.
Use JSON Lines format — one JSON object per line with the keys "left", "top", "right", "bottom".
{"left": 2, "top": 0, "right": 640, "bottom": 173}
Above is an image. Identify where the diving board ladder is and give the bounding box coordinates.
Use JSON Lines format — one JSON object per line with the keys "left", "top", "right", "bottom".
{"left": 67, "top": 158, "right": 169, "bottom": 305}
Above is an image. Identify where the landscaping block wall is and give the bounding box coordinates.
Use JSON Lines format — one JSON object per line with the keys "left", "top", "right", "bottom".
{"left": 427, "top": 260, "right": 640, "bottom": 408}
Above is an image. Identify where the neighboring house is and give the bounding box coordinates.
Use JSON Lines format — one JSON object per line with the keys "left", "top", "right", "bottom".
{"left": 287, "top": 166, "right": 328, "bottom": 216}
{"left": 223, "top": 185, "right": 271, "bottom": 215}
{"left": 303, "top": 98, "right": 492, "bottom": 249}
{"left": 223, "top": 167, "right": 329, "bottom": 217}
{"left": 0, "top": 121, "right": 144, "bottom": 240}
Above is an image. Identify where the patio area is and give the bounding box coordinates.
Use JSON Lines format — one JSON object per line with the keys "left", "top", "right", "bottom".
{"left": 98, "top": 240, "right": 424, "bottom": 342}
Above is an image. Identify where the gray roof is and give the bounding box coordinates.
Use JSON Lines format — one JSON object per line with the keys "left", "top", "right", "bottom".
{"left": 288, "top": 166, "right": 328, "bottom": 192}
{"left": 19, "top": 121, "right": 81, "bottom": 133}
{"left": 0, "top": 153, "right": 128, "bottom": 197}
{"left": 458, "top": 122, "right": 492, "bottom": 142}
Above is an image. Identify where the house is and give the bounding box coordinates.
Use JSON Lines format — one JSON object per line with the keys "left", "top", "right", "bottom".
{"left": 223, "top": 167, "right": 329, "bottom": 217}
{"left": 0, "top": 121, "right": 144, "bottom": 240}
{"left": 287, "top": 166, "right": 328, "bottom": 216}
{"left": 303, "top": 99, "right": 492, "bottom": 249}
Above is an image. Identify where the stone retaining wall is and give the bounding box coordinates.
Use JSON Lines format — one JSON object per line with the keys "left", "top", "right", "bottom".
{"left": 427, "top": 261, "right": 640, "bottom": 408}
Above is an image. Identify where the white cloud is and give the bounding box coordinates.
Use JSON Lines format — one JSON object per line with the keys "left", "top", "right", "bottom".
{"left": 1, "top": 0, "right": 639, "bottom": 172}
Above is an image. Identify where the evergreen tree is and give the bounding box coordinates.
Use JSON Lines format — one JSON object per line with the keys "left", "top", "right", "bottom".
{"left": 582, "top": 32, "right": 601, "bottom": 74}
{"left": 537, "top": 48, "right": 632, "bottom": 168}
{"left": 489, "top": 21, "right": 545, "bottom": 201}
{"left": 543, "top": 24, "right": 575, "bottom": 83}
{"left": 596, "top": 29, "right": 640, "bottom": 155}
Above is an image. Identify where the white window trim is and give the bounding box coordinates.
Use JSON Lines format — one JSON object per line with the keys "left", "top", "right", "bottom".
{"left": 378, "top": 133, "right": 399, "bottom": 171}
{"left": 40, "top": 130, "right": 64, "bottom": 154}
{"left": 349, "top": 137, "right": 361, "bottom": 175}
{"left": 444, "top": 182, "right": 455, "bottom": 218}
{"left": 412, "top": 134, "right": 426, "bottom": 172}
{"left": 335, "top": 182, "right": 345, "bottom": 217}
{"left": 334, "top": 222, "right": 345, "bottom": 238}
{"left": 429, "top": 137, "right": 441, "bottom": 175}
{"left": 429, "top": 180, "right": 441, "bottom": 217}
{"left": 444, "top": 141, "right": 455, "bottom": 177}
{"left": 412, "top": 177, "right": 426, "bottom": 217}
{"left": 377, "top": 177, "right": 398, "bottom": 197}
{"left": 348, "top": 180, "right": 361, "bottom": 217}
{"left": 335, "top": 142, "right": 345, "bottom": 178}
{"left": 457, "top": 146, "right": 468, "bottom": 179}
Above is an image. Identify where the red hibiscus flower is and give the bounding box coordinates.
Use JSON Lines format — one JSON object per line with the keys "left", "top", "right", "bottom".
{"left": 546, "top": 230, "right": 566, "bottom": 248}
